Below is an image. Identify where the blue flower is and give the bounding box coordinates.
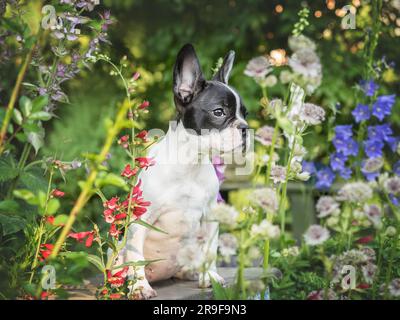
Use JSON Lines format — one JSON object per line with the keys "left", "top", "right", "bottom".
{"left": 367, "top": 124, "right": 393, "bottom": 141}
{"left": 364, "top": 139, "right": 384, "bottom": 158}
{"left": 333, "top": 136, "right": 359, "bottom": 156}
{"left": 302, "top": 161, "right": 316, "bottom": 175}
{"left": 315, "top": 167, "right": 335, "bottom": 190}
{"left": 351, "top": 104, "right": 371, "bottom": 123}
{"left": 386, "top": 136, "right": 399, "bottom": 152}
{"left": 334, "top": 125, "right": 353, "bottom": 139}
{"left": 338, "top": 166, "right": 352, "bottom": 180}
{"left": 372, "top": 94, "right": 396, "bottom": 121}
{"left": 330, "top": 152, "right": 348, "bottom": 171}
{"left": 360, "top": 80, "right": 379, "bottom": 97}
{"left": 389, "top": 194, "right": 400, "bottom": 207}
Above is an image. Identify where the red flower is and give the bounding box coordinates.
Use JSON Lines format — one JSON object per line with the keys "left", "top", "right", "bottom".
{"left": 46, "top": 216, "right": 55, "bottom": 225}
{"left": 104, "top": 197, "right": 120, "bottom": 210}
{"left": 121, "top": 164, "right": 138, "bottom": 179}
{"left": 109, "top": 223, "right": 121, "bottom": 238}
{"left": 357, "top": 283, "right": 370, "bottom": 289}
{"left": 40, "top": 291, "right": 50, "bottom": 300}
{"left": 357, "top": 235, "right": 374, "bottom": 244}
{"left": 139, "top": 100, "right": 150, "bottom": 110}
{"left": 107, "top": 266, "right": 129, "bottom": 288}
{"left": 109, "top": 293, "right": 122, "bottom": 299}
{"left": 51, "top": 189, "right": 65, "bottom": 198}
{"left": 135, "top": 130, "right": 148, "bottom": 142}
{"left": 115, "top": 212, "right": 127, "bottom": 220}
{"left": 68, "top": 231, "right": 95, "bottom": 247}
{"left": 135, "top": 157, "right": 155, "bottom": 170}
{"left": 39, "top": 244, "right": 54, "bottom": 261}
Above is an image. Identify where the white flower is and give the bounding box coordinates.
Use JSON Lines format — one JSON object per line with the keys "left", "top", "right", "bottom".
{"left": 210, "top": 203, "right": 239, "bottom": 227}
{"left": 251, "top": 188, "right": 279, "bottom": 213}
{"left": 261, "top": 152, "right": 279, "bottom": 165}
{"left": 299, "top": 103, "right": 325, "bottom": 126}
{"left": 363, "top": 204, "right": 383, "bottom": 228}
{"left": 289, "top": 48, "right": 322, "bottom": 79}
{"left": 389, "top": 279, "right": 400, "bottom": 297}
{"left": 264, "top": 74, "right": 278, "bottom": 87}
{"left": 384, "top": 176, "right": 400, "bottom": 195}
{"left": 288, "top": 35, "right": 317, "bottom": 52}
{"left": 244, "top": 56, "right": 272, "bottom": 79}
{"left": 255, "top": 125, "right": 275, "bottom": 146}
{"left": 279, "top": 70, "right": 293, "bottom": 84}
{"left": 303, "top": 225, "right": 330, "bottom": 246}
{"left": 296, "top": 171, "right": 310, "bottom": 181}
{"left": 362, "top": 263, "right": 377, "bottom": 284}
{"left": 270, "top": 165, "right": 286, "bottom": 184}
{"left": 316, "top": 196, "right": 340, "bottom": 218}
{"left": 250, "top": 219, "right": 280, "bottom": 239}
{"left": 282, "top": 246, "right": 300, "bottom": 257}
{"left": 336, "top": 182, "right": 373, "bottom": 203}
{"left": 218, "top": 233, "right": 238, "bottom": 259}
{"left": 362, "top": 157, "right": 384, "bottom": 173}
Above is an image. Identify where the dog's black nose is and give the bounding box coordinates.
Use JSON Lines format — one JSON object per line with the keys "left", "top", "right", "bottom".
{"left": 238, "top": 123, "right": 249, "bottom": 130}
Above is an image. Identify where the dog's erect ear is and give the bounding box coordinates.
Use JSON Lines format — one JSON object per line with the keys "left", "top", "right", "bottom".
{"left": 173, "top": 44, "right": 205, "bottom": 105}
{"left": 212, "top": 50, "right": 235, "bottom": 84}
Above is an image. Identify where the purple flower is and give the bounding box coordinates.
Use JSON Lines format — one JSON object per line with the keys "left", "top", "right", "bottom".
{"left": 352, "top": 104, "right": 371, "bottom": 123}
{"left": 316, "top": 167, "right": 335, "bottom": 190}
{"left": 302, "top": 161, "right": 316, "bottom": 175}
{"left": 372, "top": 94, "right": 396, "bottom": 121}
{"left": 367, "top": 124, "right": 393, "bottom": 141}
{"left": 389, "top": 194, "right": 400, "bottom": 206}
{"left": 330, "top": 152, "right": 347, "bottom": 172}
{"left": 333, "top": 136, "right": 359, "bottom": 156}
{"left": 360, "top": 80, "right": 379, "bottom": 97}
{"left": 364, "top": 139, "right": 384, "bottom": 158}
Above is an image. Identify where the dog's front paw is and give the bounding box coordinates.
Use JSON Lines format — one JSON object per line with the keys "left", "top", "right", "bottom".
{"left": 198, "top": 271, "right": 225, "bottom": 288}
{"left": 129, "top": 281, "right": 157, "bottom": 300}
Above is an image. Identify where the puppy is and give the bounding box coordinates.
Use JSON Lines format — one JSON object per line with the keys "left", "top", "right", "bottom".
{"left": 117, "top": 44, "right": 249, "bottom": 299}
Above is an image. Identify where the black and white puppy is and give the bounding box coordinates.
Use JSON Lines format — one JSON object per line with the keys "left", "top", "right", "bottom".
{"left": 118, "top": 44, "right": 249, "bottom": 299}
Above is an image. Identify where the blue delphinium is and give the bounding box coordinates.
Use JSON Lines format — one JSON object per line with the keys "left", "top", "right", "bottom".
{"left": 302, "top": 160, "right": 316, "bottom": 175}
{"left": 315, "top": 167, "right": 335, "bottom": 190}
{"left": 330, "top": 152, "right": 347, "bottom": 171}
{"left": 372, "top": 94, "right": 396, "bottom": 121}
{"left": 359, "top": 79, "right": 379, "bottom": 97}
{"left": 352, "top": 104, "right": 371, "bottom": 123}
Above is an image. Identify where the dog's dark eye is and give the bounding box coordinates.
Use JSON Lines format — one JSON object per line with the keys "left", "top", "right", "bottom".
{"left": 212, "top": 108, "right": 225, "bottom": 117}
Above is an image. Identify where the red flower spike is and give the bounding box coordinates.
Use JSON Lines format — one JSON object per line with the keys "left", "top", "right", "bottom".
{"left": 357, "top": 235, "right": 374, "bottom": 244}
{"left": 68, "top": 231, "right": 95, "bottom": 247}
{"left": 139, "top": 100, "right": 150, "bottom": 110}
{"left": 109, "top": 293, "right": 122, "bottom": 299}
{"left": 104, "top": 197, "right": 120, "bottom": 210}
{"left": 135, "top": 157, "right": 155, "bottom": 170}
{"left": 103, "top": 209, "right": 115, "bottom": 224}
{"left": 107, "top": 266, "right": 129, "bottom": 288}
{"left": 121, "top": 164, "right": 138, "bottom": 179}
{"left": 115, "top": 212, "right": 127, "bottom": 220}
{"left": 51, "top": 189, "right": 65, "bottom": 198}
{"left": 135, "top": 130, "right": 148, "bottom": 142}
{"left": 357, "top": 283, "right": 370, "bottom": 289}
{"left": 46, "top": 216, "right": 55, "bottom": 225}
{"left": 39, "top": 244, "right": 54, "bottom": 261}
{"left": 118, "top": 135, "right": 130, "bottom": 149}
{"left": 109, "top": 223, "right": 121, "bottom": 238}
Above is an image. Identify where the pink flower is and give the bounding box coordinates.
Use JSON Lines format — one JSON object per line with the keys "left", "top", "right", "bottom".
{"left": 103, "top": 209, "right": 115, "bottom": 224}
{"left": 104, "top": 197, "right": 120, "bottom": 210}
{"left": 132, "top": 72, "right": 140, "bottom": 81}
{"left": 109, "top": 223, "right": 121, "bottom": 238}
{"left": 118, "top": 135, "right": 129, "bottom": 149}
{"left": 357, "top": 235, "right": 374, "bottom": 244}
{"left": 135, "top": 130, "right": 148, "bottom": 142}
{"left": 39, "top": 244, "right": 54, "bottom": 261}
{"left": 135, "top": 157, "right": 155, "bottom": 170}
{"left": 51, "top": 189, "right": 65, "bottom": 198}
{"left": 107, "top": 267, "right": 129, "bottom": 288}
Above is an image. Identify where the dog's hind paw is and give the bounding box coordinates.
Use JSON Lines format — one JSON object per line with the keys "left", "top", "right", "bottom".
{"left": 198, "top": 271, "right": 225, "bottom": 288}
{"left": 129, "top": 282, "right": 157, "bottom": 300}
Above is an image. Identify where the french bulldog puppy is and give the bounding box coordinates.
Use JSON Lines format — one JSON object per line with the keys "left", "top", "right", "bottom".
{"left": 117, "top": 44, "right": 249, "bottom": 299}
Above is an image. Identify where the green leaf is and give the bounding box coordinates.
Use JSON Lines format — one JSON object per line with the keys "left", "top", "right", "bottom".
{"left": 32, "top": 95, "right": 49, "bottom": 112}
{"left": 46, "top": 199, "right": 60, "bottom": 215}
{"left": 54, "top": 214, "right": 68, "bottom": 225}
{"left": 29, "top": 111, "right": 52, "bottom": 121}
{"left": 20, "top": 169, "right": 47, "bottom": 192}
{"left": 27, "top": 124, "right": 45, "bottom": 154}
{"left": 0, "top": 200, "right": 20, "bottom": 213}
{"left": 210, "top": 275, "right": 229, "bottom": 300}
{"left": 12, "top": 109, "right": 23, "bottom": 125}
{"left": 95, "top": 172, "right": 128, "bottom": 190}
{"left": 0, "top": 155, "right": 19, "bottom": 182}
{"left": 13, "top": 189, "right": 37, "bottom": 205}
{"left": 19, "top": 96, "right": 32, "bottom": 117}
{"left": 87, "top": 254, "right": 105, "bottom": 273}
{"left": 111, "top": 259, "right": 162, "bottom": 270}
{"left": 131, "top": 219, "right": 168, "bottom": 234}
{"left": 0, "top": 214, "right": 26, "bottom": 236}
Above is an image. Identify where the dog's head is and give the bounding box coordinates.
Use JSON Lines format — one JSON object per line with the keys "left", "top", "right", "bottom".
{"left": 173, "top": 44, "right": 249, "bottom": 154}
